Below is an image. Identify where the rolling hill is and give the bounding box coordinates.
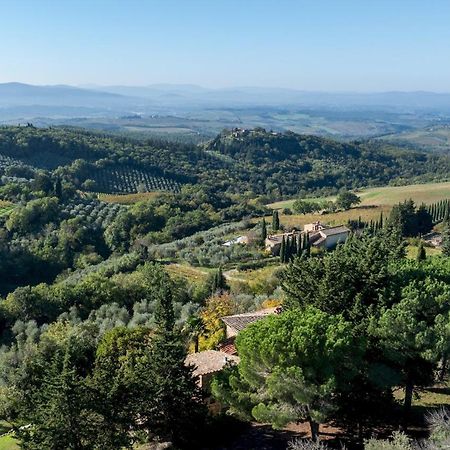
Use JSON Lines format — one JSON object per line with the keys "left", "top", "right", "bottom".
{"left": 0, "top": 126, "right": 449, "bottom": 198}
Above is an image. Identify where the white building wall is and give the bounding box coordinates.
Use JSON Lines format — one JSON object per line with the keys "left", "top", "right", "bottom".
{"left": 323, "top": 232, "right": 349, "bottom": 248}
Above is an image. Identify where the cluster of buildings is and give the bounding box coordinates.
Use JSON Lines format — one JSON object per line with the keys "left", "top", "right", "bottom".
{"left": 264, "top": 221, "right": 350, "bottom": 256}
{"left": 185, "top": 307, "right": 280, "bottom": 412}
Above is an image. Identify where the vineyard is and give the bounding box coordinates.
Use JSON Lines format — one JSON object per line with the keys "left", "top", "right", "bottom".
{"left": 89, "top": 165, "right": 182, "bottom": 194}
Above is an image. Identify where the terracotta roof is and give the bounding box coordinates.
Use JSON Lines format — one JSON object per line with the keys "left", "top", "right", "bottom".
{"left": 222, "top": 308, "right": 276, "bottom": 332}
{"left": 218, "top": 337, "right": 237, "bottom": 355}
{"left": 185, "top": 350, "right": 240, "bottom": 376}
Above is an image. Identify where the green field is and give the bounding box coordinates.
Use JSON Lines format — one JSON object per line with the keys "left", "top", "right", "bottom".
{"left": 98, "top": 191, "right": 161, "bottom": 205}
{"left": 268, "top": 181, "right": 450, "bottom": 211}
{"left": 0, "top": 422, "right": 18, "bottom": 450}
{"left": 0, "top": 434, "right": 19, "bottom": 450}
{"left": 264, "top": 181, "right": 450, "bottom": 230}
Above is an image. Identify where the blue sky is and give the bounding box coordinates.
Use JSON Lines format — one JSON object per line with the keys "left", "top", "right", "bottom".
{"left": 1, "top": 0, "right": 450, "bottom": 91}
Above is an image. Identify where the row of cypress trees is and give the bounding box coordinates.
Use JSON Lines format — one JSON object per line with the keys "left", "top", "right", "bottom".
{"left": 280, "top": 232, "right": 310, "bottom": 263}
{"left": 427, "top": 199, "right": 450, "bottom": 223}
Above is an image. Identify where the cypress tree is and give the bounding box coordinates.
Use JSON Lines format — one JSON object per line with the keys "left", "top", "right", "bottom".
{"left": 272, "top": 210, "right": 280, "bottom": 232}
{"left": 303, "top": 232, "right": 311, "bottom": 257}
{"left": 286, "top": 236, "right": 292, "bottom": 262}
{"left": 53, "top": 177, "right": 63, "bottom": 199}
{"left": 297, "top": 234, "right": 303, "bottom": 256}
{"left": 280, "top": 236, "right": 286, "bottom": 262}
{"left": 147, "top": 283, "right": 207, "bottom": 447}
{"left": 291, "top": 235, "right": 297, "bottom": 261}
{"left": 416, "top": 241, "right": 426, "bottom": 262}
{"left": 442, "top": 220, "right": 450, "bottom": 257}
{"left": 261, "top": 218, "right": 267, "bottom": 241}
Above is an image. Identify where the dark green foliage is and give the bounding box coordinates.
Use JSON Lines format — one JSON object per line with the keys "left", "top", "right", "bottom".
{"left": 212, "top": 307, "right": 364, "bottom": 439}
{"left": 279, "top": 235, "right": 286, "bottom": 263}
{"left": 282, "top": 233, "right": 402, "bottom": 319}
{"left": 3, "top": 265, "right": 206, "bottom": 449}
{"left": 335, "top": 190, "right": 361, "bottom": 210}
{"left": 272, "top": 210, "right": 280, "bottom": 231}
{"left": 292, "top": 200, "right": 322, "bottom": 214}
{"left": 261, "top": 218, "right": 267, "bottom": 241}
{"left": 207, "top": 266, "right": 229, "bottom": 294}
{"left": 416, "top": 241, "right": 426, "bottom": 262}
{"left": 417, "top": 203, "right": 433, "bottom": 234}
{"left": 2, "top": 126, "right": 450, "bottom": 198}
{"left": 442, "top": 220, "right": 450, "bottom": 257}
{"left": 388, "top": 199, "right": 433, "bottom": 237}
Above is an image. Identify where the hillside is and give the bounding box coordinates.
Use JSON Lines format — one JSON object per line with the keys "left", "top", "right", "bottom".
{"left": 379, "top": 124, "right": 450, "bottom": 153}
{"left": 0, "top": 125, "right": 449, "bottom": 197}
{"left": 202, "top": 128, "right": 450, "bottom": 196}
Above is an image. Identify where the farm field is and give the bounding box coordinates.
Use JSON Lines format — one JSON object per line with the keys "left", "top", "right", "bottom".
{"left": 268, "top": 181, "right": 450, "bottom": 211}
{"left": 265, "top": 181, "right": 450, "bottom": 230}
{"left": 98, "top": 191, "right": 161, "bottom": 204}
{"left": 165, "top": 263, "right": 211, "bottom": 284}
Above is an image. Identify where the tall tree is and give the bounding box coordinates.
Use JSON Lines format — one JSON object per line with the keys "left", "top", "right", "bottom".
{"left": 416, "top": 241, "right": 426, "bottom": 262}
{"left": 335, "top": 191, "right": 361, "bottom": 210}
{"left": 261, "top": 218, "right": 267, "bottom": 241}
{"left": 212, "top": 307, "right": 364, "bottom": 440}
{"left": 272, "top": 210, "right": 280, "bottom": 232}
{"left": 442, "top": 220, "right": 450, "bottom": 257}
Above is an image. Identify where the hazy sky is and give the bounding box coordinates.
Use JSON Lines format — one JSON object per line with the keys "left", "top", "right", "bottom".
{"left": 1, "top": 0, "right": 450, "bottom": 91}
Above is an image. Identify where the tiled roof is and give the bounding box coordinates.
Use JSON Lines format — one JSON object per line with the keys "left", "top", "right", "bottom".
{"left": 319, "top": 226, "right": 350, "bottom": 236}
{"left": 185, "top": 350, "right": 240, "bottom": 376}
{"left": 222, "top": 308, "right": 276, "bottom": 332}
{"left": 218, "top": 337, "right": 237, "bottom": 355}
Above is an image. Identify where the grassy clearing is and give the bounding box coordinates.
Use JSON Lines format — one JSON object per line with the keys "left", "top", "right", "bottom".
{"left": 268, "top": 181, "right": 450, "bottom": 211}
{"left": 98, "top": 192, "right": 161, "bottom": 204}
{"left": 407, "top": 244, "right": 442, "bottom": 259}
{"left": 394, "top": 383, "right": 450, "bottom": 416}
{"left": 226, "top": 265, "right": 282, "bottom": 295}
{"left": 165, "top": 263, "right": 211, "bottom": 284}
{"left": 0, "top": 422, "right": 18, "bottom": 450}
{"left": 0, "top": 435, "right": 19, "bottom": 450}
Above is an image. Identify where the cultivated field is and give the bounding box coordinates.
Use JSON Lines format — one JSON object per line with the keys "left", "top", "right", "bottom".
{"left": 98, "top": 191, "right": 161, "bottom": 204}
{"left": 266, "top": 181, "right": 450, "bottom": 229}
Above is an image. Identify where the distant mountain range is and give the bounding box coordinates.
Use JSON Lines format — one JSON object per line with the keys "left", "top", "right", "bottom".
{"left": 2, "top": 82, "right": 450, "bottom": 116}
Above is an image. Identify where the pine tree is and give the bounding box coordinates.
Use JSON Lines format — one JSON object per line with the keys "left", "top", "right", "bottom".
{"left": 17, "top": 340, "right": 98, "bottom": 449}
{"left": 272, "top": 210, "right": 280, "bottom": 231}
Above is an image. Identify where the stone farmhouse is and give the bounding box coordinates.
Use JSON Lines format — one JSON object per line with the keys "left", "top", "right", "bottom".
{"left": 265, "top": 221, "right": 349, "bottom": 255}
